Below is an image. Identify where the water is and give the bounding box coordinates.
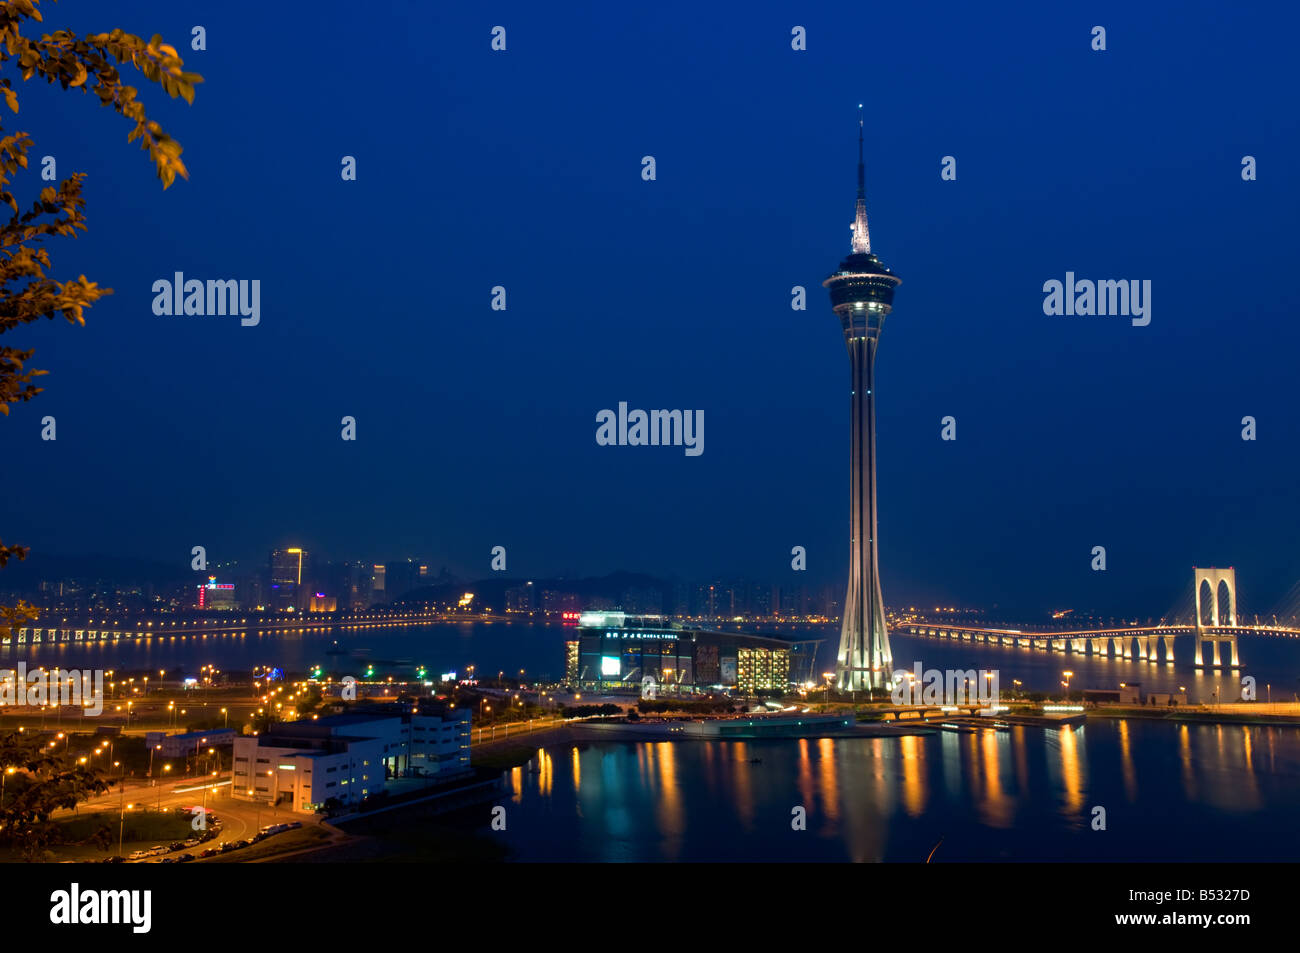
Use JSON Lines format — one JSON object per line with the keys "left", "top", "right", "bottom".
{"left": 496, "top": 720, "right": 1300, "bottom": 861}
{"left": 6, "top": 622, "right": 1298, "bottom": 703}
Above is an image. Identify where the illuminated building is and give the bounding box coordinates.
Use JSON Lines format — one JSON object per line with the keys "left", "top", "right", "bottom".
{"left": 737, "top": 646, "right": 789, "bottom": 694}
{"left": 269, "top": 548, "right": 308, "bottom": 611}
{"left": 823, "top": 111, "right": 902, "bottom": 691}
{"left": 565, "top": 640, "right": 580, "bottom": 682}
{"left": 195, "top": 577, "right": 237, "bottom": 610}
{"left": 232, "top": 706, "right": 471, "bottom": 813}
{"left": 570, "top": 611, "right": 819, "bottom": 694}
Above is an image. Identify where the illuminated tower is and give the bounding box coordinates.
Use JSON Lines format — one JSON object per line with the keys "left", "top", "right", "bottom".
{"left": 823, "top": 111, "right": 901, "bottom": 691}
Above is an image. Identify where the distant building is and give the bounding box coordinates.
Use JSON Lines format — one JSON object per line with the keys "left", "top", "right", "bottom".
{"left": 384, "top": 560, "right": 419, "bottom": 601}
{"left": 1145, "top": 691, "right": 1188, "bottom": 707}
{"left": 232, "top": 705, "right": 472, "bottom": 814}
{"left": 347, "top": 563, "right": 374, "bottom": 609}
{"left": 506, "top": 582, "right": 535, "bottom": 614}
{"left": 195, "top": 578, "right": 238, "bottom": 611}
{"left": 542, "top": 590, "right": 580, "bottom": 617}
{"left": 144, "top": 728, "right": 236, "bottom": 758}
{"left": 269, "top": 548, "right": 309, "bottom": 611}
{"left": 370, "top": 564, "right": 386, "bottom": 605}
{"left": 1083, "top": 685, "right": 1142, "bottom": 706}
{"left": 620, "top": 586, "right": 663, "bottom": 614}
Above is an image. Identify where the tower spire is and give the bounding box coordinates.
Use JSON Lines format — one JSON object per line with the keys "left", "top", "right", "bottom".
{"left": 857, "top": 105, "right": 865, "bottom": 200}
{"left": 851, "top": 105, "right": 871, "bottom": 254}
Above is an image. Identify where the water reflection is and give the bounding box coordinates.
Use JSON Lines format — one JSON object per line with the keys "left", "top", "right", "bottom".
{"left": 501, "top": 719, "right": 1300, "bottom": 861}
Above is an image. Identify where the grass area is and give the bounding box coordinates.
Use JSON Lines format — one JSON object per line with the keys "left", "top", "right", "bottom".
{"left": 200, "top": 825, "right": 334, "bottom": 863}
{"left": 472, "top": 742, "right": 552, "bottom": 773}
{"left": 0, "top": 809, "right": 194, "bottom": 863}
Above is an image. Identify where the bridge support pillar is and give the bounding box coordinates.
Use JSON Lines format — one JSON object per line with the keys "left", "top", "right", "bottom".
{"left": 1230, "top": 637, "right": 1239, "bottom": 667}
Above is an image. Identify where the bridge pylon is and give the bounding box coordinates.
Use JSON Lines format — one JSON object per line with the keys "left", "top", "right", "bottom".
{"left": 1193, "top": 567, "right": 1241, "bottom": 669}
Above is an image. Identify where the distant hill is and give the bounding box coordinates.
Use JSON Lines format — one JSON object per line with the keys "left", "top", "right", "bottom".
{"left": 0, "top": 552, "right": 192, "bottom": 588}
{"left": 392, "top": 570, "right": 671, "bottom": 611}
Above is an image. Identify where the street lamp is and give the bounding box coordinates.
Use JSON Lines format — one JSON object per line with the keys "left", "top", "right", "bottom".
{"left": 1062, "top": 670, "right": 1074, "bottom": 698}
{"left": 118, "top": 803, "right": 133, "bottom": 857}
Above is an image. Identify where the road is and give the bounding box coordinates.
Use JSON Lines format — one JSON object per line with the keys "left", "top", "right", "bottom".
{"left": 57, "top": 772, "right": 327, "bottom": 862}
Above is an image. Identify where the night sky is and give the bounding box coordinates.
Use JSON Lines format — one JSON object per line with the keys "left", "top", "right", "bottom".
{"left": 5, "top": 1, "right": 1299, "bottom": 616}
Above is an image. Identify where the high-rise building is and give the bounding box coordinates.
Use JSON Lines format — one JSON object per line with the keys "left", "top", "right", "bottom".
{"left": 823, "top": 112, "right": 902, "bottom": 691}
{"left": 541, "top": 590, "right": 580, "bottom": 617}
{"left": 506, "top": 581, "right": 536, "bottom": 613}
{"left": 347, "top": 562, "right": 374, "bottom": 609}
{"left": 269, "top": 548, "right": 309, "bottom": 611}
{"left": 384, "top": 560, "right": 419, "bottom": 601}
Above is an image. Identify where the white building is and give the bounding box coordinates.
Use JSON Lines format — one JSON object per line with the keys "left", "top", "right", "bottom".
{"left": 232, "top": 706, "right": 471, "bottom": 814}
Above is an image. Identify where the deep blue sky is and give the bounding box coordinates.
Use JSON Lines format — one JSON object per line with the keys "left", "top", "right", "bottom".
{"left": 4, "top": 0, "right": 1299, "bottom": 616}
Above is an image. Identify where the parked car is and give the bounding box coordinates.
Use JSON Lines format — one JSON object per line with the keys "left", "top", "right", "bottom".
{"left": 169, "top": 841, "right": 186, "bottom": 852}
{"left": 218, "top": 841, "right": 240, "bottom": 853}
{"left": 160, "top": 857, "right": 177, "bottom": 864}
{"left": 177, "top": 853, "right": 195, "bottom": 863}
{"left": 199, "top": 848, "right": 219, "bottom": 858}
{"left": 287, "top": 821, "right": 302, "bottom": 829}
{"left": 147, "top": 846, "right": 169, "bottom": 856}
{"left": 101, "top": 855, "right": 125, "bottom": 864}
{"left": 127, "top": 849, "right": 150, "bottom": 860}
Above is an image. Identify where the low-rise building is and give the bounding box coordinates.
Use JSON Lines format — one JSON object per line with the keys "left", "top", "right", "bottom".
{"left": 232, "top": 705, "right": 471, "bottom": 814}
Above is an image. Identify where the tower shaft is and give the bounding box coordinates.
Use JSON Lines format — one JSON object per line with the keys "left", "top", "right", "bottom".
{"left": 839, "top": 324, "right": 890, "bottom": 690}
